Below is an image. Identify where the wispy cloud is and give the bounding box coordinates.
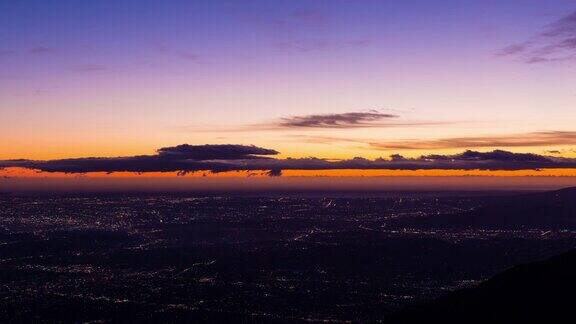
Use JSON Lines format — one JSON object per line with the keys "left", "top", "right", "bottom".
{"left": 286, "top": 134, "right": 369, "bottom": 144}
{"left": 276, "top": 111, "right": 398, "bottom": 129}
{"left": 29, "top": 46, "right": 53, "bottom": 55}
{"left": 235, "top": 6, "right": 329, "bottom": 32}
{"left": 275, "top": 38, "right": 371, "bottom": 53}
{"left": 180, "top": 110, "right": 449, "bottom": 133}
{"left": 497, "top": 10, "right": 576, "bottom": 63}
{"left": 290, "top": 8, "right": 326, "bottom": 25}
{"left": 0, "top": 49, "right": 17, "bottom": 56}
{"left": 178, "top": 51, "right": 200, "bottom": 61}
{"left": 233, "top": 6, "right": 371, "bottom": 54}
{"left": 72, "top": 64, "right": 109, "bottom": 72}
{"left": 370, "top": 131, "right": 576, "bottom": 150}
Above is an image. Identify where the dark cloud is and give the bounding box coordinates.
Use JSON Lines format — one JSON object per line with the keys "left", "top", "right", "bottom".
{"left": 497, "top": 10, "right": 576, "bottom": 63}
{"left": 370, "top": 131, "right": 576, "bottom": 150}
{"left": 156, "top": 144, "right": 279, "bottom": 160}
{"left": 0, "top": 145, "right": 278, "bottom": 174}
{"left": 2, "top": 145, "right": 576, "bottom": 176}
{"left": 0, "top": 156, "right": 227, "bottom": 174}
{"left": 545, "top": 148, "right": 576, "bottom": 155}
{"left": 277, "top": 111, "right": 398, "bottom": 129}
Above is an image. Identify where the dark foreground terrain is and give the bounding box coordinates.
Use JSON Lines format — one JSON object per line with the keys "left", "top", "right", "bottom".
{"left": 388, "top": 248, "right": 576, "bottom": 323}
{"left": 1, "top": 189, "right": 575, "bottom": 322}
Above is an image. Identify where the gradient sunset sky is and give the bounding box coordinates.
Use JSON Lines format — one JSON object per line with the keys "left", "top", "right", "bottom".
{"left": 1, "top": 0, "right": 576, "bottom": 189}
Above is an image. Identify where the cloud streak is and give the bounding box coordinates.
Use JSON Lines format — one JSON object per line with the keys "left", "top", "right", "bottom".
{"left": 72, "top": 64, "right": 110, "bottom": 72}
{"left": 0, "top": 50, "right": 17, "bottom": 56}
{"left": 29, "top": 46, "right": 53, "bottom": 55}
{"left": 370, "top": 131, "right": 576, "bottom": 150}
{"left": 182, "top": 110, "right": 448, "bottom": 132}
{"left": 497, "top": 10, "right": 576, "bottom": 63}
{"left": 275, "top": 38, "right": 371, "bottom": 53}
{"left": 2, "top": 144, "right": 576, "bottom": 176}
{"left": 277, "top": 111, "right": 398, "bottom": 128}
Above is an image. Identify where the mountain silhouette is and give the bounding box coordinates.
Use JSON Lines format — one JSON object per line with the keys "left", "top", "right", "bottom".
{"left": 400, "top": 187, "right": 576, "bottom": 229}
{"left": 387, "top": 248, "right": 576, "bottom": 323}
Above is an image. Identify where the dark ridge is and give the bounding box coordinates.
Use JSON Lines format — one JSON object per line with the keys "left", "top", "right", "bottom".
{"left": 387, "top": 248, "right": 576, "bottom": 323}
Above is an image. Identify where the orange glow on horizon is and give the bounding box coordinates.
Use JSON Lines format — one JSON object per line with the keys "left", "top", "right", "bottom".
{"left": 3, "top": 167, "right": 576, "bottom": 178}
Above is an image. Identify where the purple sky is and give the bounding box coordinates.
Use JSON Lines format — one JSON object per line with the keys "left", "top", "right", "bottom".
{"left": 1, "top": 0, "right": 575, "bottom": 176}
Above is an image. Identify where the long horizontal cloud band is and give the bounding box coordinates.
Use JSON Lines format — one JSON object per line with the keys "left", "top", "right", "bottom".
{"left": 370, "top": 131, "right": 576, "bottom": 150}
{"left": 3, "top": 144, "right": 576, "bottom": 176}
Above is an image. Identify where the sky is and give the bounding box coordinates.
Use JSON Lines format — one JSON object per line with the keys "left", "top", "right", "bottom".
{"left": 1, "top": 0, "right": 576, "bottom": 190}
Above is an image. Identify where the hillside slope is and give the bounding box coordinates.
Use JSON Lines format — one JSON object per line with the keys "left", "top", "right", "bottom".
{"left": 388, "top": 248, "right": 576, "bottom": 323}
